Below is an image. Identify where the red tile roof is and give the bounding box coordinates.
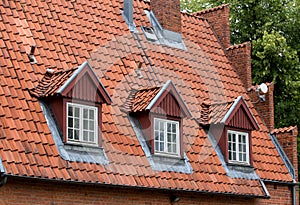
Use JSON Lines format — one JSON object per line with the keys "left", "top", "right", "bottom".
{"left": 131, "top": 86, "right": 162, "bottom": 112}
{"left": 271, "top": 126, "right": 298, "bottom": 135}
{"left": 0, "top": 0, "right": 294, "bottom": 198}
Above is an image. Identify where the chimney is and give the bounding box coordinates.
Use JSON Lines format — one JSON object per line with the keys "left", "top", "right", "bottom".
{"left": 248, "top": 83, "right": 274, "bottom": 131}
{"left": 272, "top": 126, "right": 298, "bottom": 181}
{"left": 194, "top": 4, "right": 230, "bottom": 48}
{"left": 227, "top": 42, "right": 252, "bottom": 89}
{"left": 151, "top": 0, "right": 181, "bottom": 33}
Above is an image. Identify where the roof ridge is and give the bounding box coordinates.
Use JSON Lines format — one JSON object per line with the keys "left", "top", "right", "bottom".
{"left": 193, "top": 4, "right": 230, "bottom": 15}
{"left": 271, "top": 125, "right": 298, "bottom": 134}
{"left": 226, "top": 42, "right": 251, "bottom": 51}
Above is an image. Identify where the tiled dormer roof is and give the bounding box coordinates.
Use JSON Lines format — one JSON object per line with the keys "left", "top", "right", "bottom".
{"left": 0, "top": 0, "right": 295, "bottom": 199}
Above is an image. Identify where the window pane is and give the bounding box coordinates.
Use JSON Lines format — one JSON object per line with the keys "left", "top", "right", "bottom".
{"left": 154, "top": 120, "right": 159, "bottom": 130}
{"left": 89, "top": 109, "right": 94, "bottom": 120}
{"left": 172, "top": 144, "right": 176, "bottom": 153}
{"left": 154, "top": 131, "right": 159, "bottom": 140}
{"left": 89, "top": 121, "right": 94, "bottom": 130}
{"left": 83, "top": 119, "right": 88, "bottom": 129}
{"left": 159, "top": 122, "right": 164, "bottom": 131}
{"left": 74, "top": 107, "right": 80, "bottom": 117}
{"left": 172, "top": 134, "right": 176, "bottom": 143}
{"left": 68, "top": 129, "right": 73, "bottom": 139}
{"left": 74, "top": 130, "right": 79, "bottom": 140}
{"left": 155, "top": 141, "right": 159, "bottom": 151}
{"left": 167, "top": 133, "right": 171, "bottom": 142}
{"left": 172, "top": 124, "right": 176, "bottom": 133}
{"left": 83, "top": 108, "right": 88, "bottom": 118}
{"left": 68, "top": 106, "right": 73, "bottom": 116}
{"left": 159, "top": 132, "right": 164, "bottom": 141}
{"left": 167, "top": 123, "right": 171, "bottom": 132}
{"left": 68, "top": 117, "right": 73, "bottom": 127}
{"left": 160, "top": 142, "right": 164, "bottom": 151}
{"left": 83, "top": 131, "right": 88, "bottom": 141}
{"left": 168, "top": 143, "right": 172, "bottom": 152}
{"left": 89, "top": 132, "right": 94, "bottom": 142}
{"left": 74, "top": 119, "right": 80, "bottom": 128}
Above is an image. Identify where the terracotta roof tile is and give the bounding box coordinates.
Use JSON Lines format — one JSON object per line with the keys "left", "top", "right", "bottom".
{"left": 0, "top": 0, "right": 294, "bottom": 199}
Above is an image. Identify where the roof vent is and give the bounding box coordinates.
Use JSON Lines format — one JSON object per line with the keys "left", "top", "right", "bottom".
{"left": 28, "top": 45, "right": 37, "bottom": 64}
{"left": 141, "top": 26, "right": 158, "bottom": 41}
{"left": 122, "top": 0, "right": 137, "bottom": 32}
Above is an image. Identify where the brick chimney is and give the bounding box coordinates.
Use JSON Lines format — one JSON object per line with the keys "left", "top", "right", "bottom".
{"left": 227, "top": 42, "right": 252, "bottom": 90}
{"left": 248, "top": 83, "right": 274, "bottom": 131}
{"left": 194, "top": 4, "right": 230, "bottom": 48}
{"left": 151, "top": 0, "right": 181, "bottom": 33}
{"left": 272, "top": 126, "right": 298, "bottom": 181}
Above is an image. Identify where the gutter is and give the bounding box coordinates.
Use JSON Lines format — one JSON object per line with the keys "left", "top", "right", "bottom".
{"left": 6, "top": 174, "right": 269, "bottom": 199}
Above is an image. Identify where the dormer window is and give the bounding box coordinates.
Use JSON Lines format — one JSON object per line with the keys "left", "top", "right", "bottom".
{"left": 30, "top": 61, "right": 112, "bottom": 164}
{"left": 228, "top": 130, "right": 249, "bottom": 164}
{"left": 154, "top": 118, "right": 180, "bottom": 156}
{"left": 67, "top": 103, "right": 98, "bottom": 145}
{"left": 201, "top": 96, "right": 259, "bottom": 166}
{"left": 129, "top": 80, "right": 191, "bottom": 158}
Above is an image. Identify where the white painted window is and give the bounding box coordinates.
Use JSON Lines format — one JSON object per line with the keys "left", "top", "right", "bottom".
{"left": 154, "top": 118, "right": 180, "bottom": 156}
{"left": 67, "top": 103, "right": 98, "bottom": 145}
{"left": 228, "top": 130, "right": 249, "bottom": 164}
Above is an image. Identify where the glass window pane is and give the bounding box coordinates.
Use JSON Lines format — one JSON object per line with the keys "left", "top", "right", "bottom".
{"left": 68, "top": 117, "right": 73, "bottom": 127}
{"left": 74, "top": 107, "right": 80, "bottom": 117}
{"left": 68, "top": 129, "right": 73, "bottom": 139}
{"left": 155, "top": 131, "right": 159, "bottom": 140}
{"left": 167, "top": 133, "right": 171, "bottom": 142}
{"left": 160, "top": 142, "right": 164, "bottom": 151}
{"left": 74, "top": 130, "right": 79, "bottom": 140}
{"left": 68, "top": 106, "right": 73, "bottom": 116}
{"left": 83, "top": 120, "right": 88, "bottom": 129}
{"left": 172, "top": 124, "right": 176, "bottom": 133}
{"left": 83, "top": 109, "right": 88, "bottom": 118}
{"left": 154, "top": 120, "right": 159, "bottom": 130}
{"left": 74, "top": 119, "right": 80, "bottom": 128}
{"left": 160, "top": 132, "right": 164, "bottom": 141}
{"left": 89, "top": 121, "right": 94, "bottom": 130}
{"left": 172, "top": 134, "right": 176, "bottom": 143}
{"left": 155, "top": 141, "right": 159, "bottom": 151}
{"left": 89, "top": 109, "right": 94, "bottom": 120}
{"left": 167, "top": 123, "right": 171, "bottom": 132}
{"left": 168, "top": 144, "right": 172, "bottom": 152}
{"left": 83, "top": 131, "right": 88, "bottom": 141}
{"left": 159, "top": 122, "right": 164, "bottom": 131}
{"left": 89, "top": 132, "right": 94, "bottom": 142}
{"left": 172, "top": 144, "right": 176, "bottom": 153}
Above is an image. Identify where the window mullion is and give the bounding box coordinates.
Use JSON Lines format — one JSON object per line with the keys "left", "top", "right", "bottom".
{"left": 164, "top": 121, "right": 167, "bottom": 153}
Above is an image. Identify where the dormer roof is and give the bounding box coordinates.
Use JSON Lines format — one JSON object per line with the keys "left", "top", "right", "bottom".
{"left": 131, "top": 80, "right": 192, "bottom": 118}
{"left": 201, "top": 96, "right": 259, "bottom": 130}
{"left": 31, "top": 62, "right": 111, "bottom": 104}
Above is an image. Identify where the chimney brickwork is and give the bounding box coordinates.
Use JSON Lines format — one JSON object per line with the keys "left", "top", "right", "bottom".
{"left": 151, "top": 0, "right": 181, "bottom": 33}
{"left": 227, "top": 42, "right": 252, "bottom": 90}
{"left": 194, "top": 4, "right": 230, "bottom": 48}
{"left": 273, "top": 127, "right": 298, "bottom": 181}
{"left": 248, "top": 83, "right": 275, "bottom": 131}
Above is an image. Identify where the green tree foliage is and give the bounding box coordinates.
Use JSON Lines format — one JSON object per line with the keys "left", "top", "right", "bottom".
{"left": 182, "top": 0, "right": 300, "bottom": 177}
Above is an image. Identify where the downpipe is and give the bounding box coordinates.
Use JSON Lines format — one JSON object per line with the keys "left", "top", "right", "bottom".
{"left": 0, "top": 173, "right": 7, "bottom": 187}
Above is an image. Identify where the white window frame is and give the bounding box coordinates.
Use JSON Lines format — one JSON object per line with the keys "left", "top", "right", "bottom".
{"left": 66, "top": 102, "right": 98, "bottom": 145}
{"left": 154, "top": 118, "right": 180, "bottom": 157}
{"left": 228, "top": 130, "right": 250, "bottom": 165}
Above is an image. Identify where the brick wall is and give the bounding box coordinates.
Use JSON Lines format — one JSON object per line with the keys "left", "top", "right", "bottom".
{"left": 248, "top": 83, "right": 275, "bottom": 131}
{"left": 227, "top": 42, "right": 252, "bottom": 90}
{"left": 151, "top": 0, "right": 181, "bottom": 33}
{"left": 275, "top": 129, "right": 299, "bottom": 182}
{"left": 195, "top": 5, "right": 231, "bottom": 48}
{"left": 0, "top": 177, "right": 296, "bottom": 205}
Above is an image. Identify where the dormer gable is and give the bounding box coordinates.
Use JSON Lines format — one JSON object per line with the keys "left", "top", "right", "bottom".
{"left": 221, "top": 96, "right": 259, "bottom": 131}
{"left": 131, "top": 80, "right": 192, "bottom": 118}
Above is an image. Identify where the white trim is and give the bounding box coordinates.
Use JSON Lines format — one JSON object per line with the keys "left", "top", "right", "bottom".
{"left": 66, "top": 102, "right": 98, "bottom": 145}
{"left": 228, "top": 130, "right": 250, "bottom": 165}
{"left": 153, "top": 118, "right": 180, "bottom": 157}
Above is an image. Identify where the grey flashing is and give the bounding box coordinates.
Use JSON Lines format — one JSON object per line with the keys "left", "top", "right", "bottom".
{"left": 0, "top": 157, "right": 6, "bottom": 174}
{"left": 144, "top": 10, "right": 187, "bottom": 50}
{"left": 270, "top": 133, "right": 296, "bottom": 180}
{"left": 207, "top": 131, "right": 260, "bottom": 180}
{"left": 129, "top": 115, "right": 193, "bottom": 173}
{"left": 260, "top": 180, "right": 271, "bottom": 198}
{"left": 40, "top": 101, "right": 109, "bottom": 165}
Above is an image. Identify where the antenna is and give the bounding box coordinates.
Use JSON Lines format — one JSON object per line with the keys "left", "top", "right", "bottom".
{"left": 255, "top": 83, "right": 268, "bottom": 102}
